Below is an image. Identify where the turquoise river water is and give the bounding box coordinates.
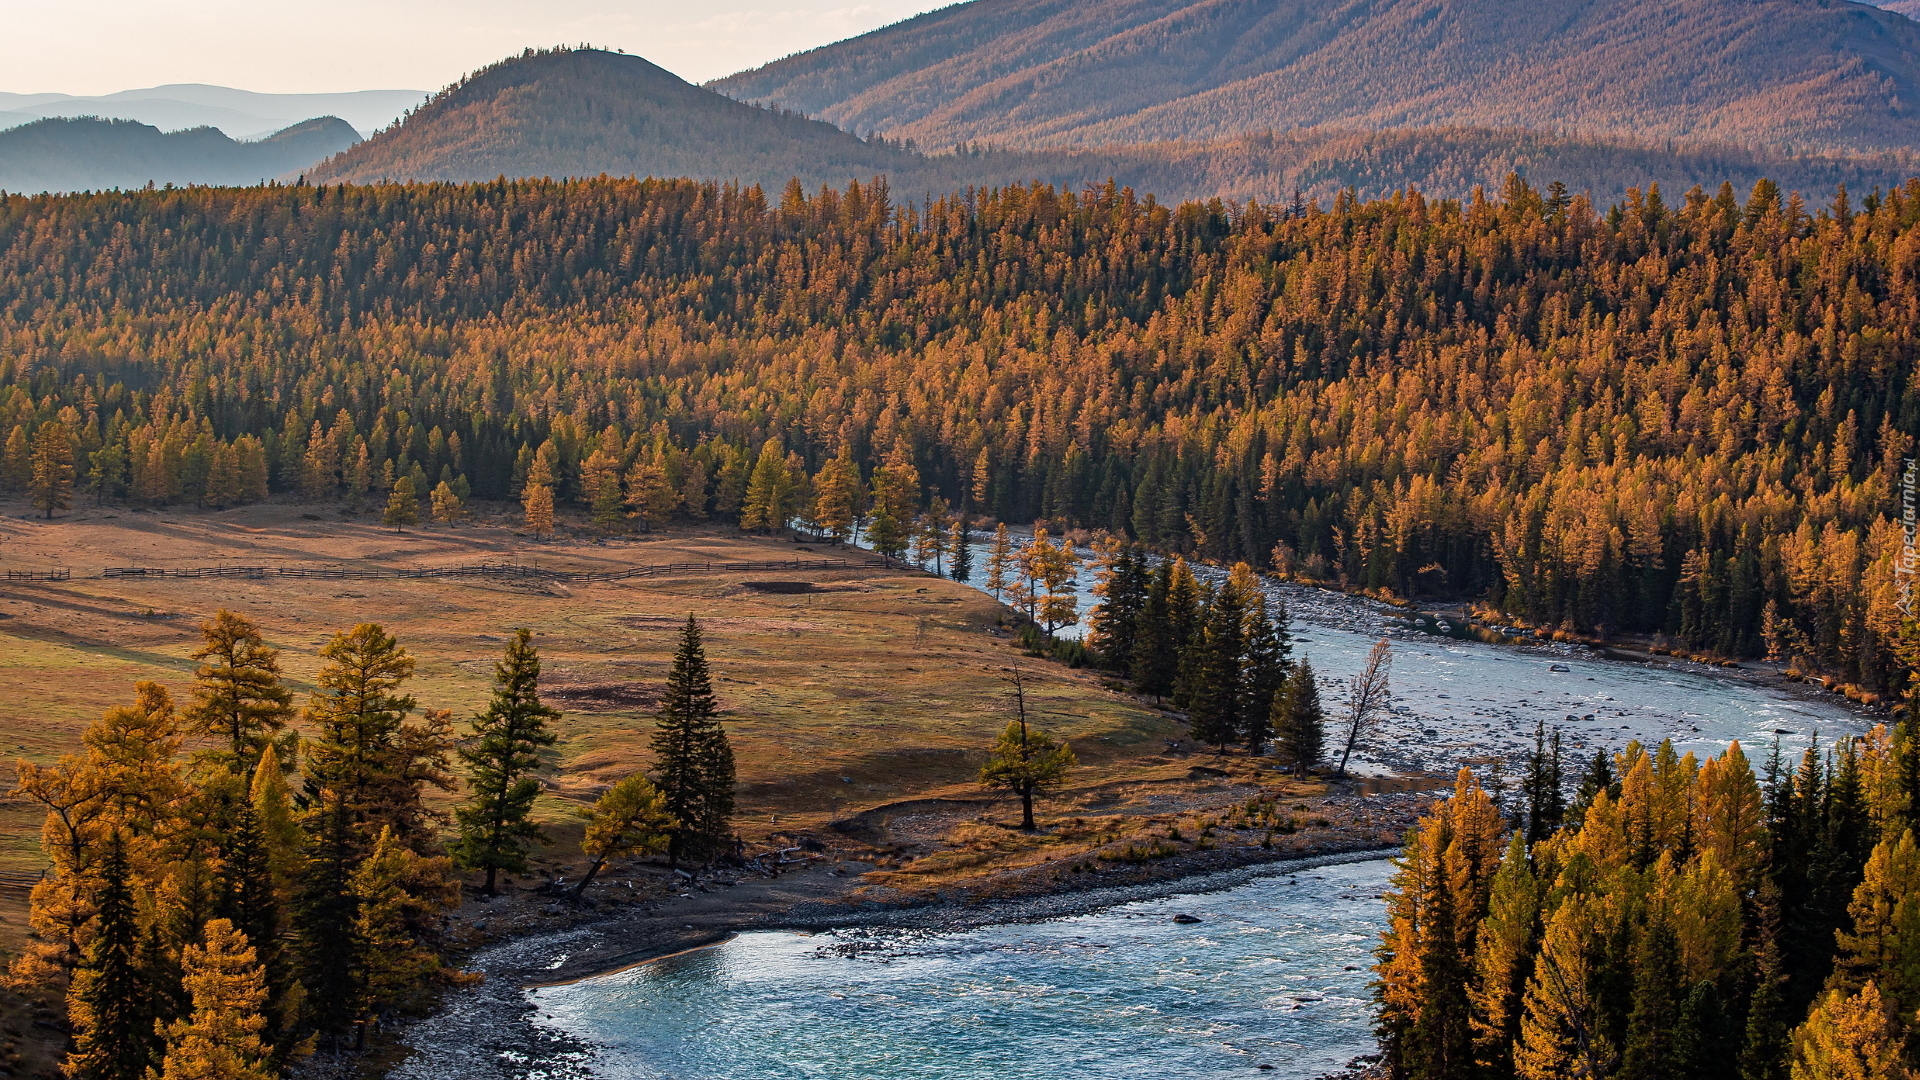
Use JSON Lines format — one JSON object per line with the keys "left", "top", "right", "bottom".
{"left": 530, "top": 857, "right": 1393, "bottom": 1080}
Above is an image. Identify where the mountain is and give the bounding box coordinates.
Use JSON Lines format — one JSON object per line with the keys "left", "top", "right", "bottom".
{"left": 712, "top": 0, "right": 1920, "bottom": 154}
{"left": 0, "top": 116, "right": 359, "bottom": 194}
{"left": 0, "top": 85, "right": 426, "bottom": 139}
{"left": 306, "top": 48, "right": 920, "bottom": 188}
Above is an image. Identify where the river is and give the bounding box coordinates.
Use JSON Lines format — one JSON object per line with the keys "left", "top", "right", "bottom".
{"left": 510, "top": 558, "right": 1874, "bottom": 1080}
{"left": 529, "top": 856, "right": 1393, "bottom": 1080}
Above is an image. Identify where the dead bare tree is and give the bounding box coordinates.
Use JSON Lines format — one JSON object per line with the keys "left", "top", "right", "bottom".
{"left": 1335, "top": 637, "right": 1393, "bottom": 778}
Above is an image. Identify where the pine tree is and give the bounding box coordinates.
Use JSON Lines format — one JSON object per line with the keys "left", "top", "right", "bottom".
{"left": 649, "top": 617, "right": 736, "bottom": 868}
{"left": 383, "top": 475, "right": 418, "bottom": 531}
{"left": 1272, "top": 658, "right": 1325, "bottom": 775}
{"left": 1185, "top": 584, "right": 1247, "bottom": 753}
{"left": 573, "top": 773, "right": 674, "bottom": 897}
{"left": 1621, "top": 911, "right": 1683, "bottom": 1080}
{"left": 185, "top": 611, "right": 293, "bottom": 776}
{"left": 29, "top": 420, "right": 75, "bottom": 519}
{"left": 948, "top": 516, "right": 974, "bottom": 582}
{"left": 1088, "top": 539, "right": 1147, "bottom": 671}
{"left": 979, "top": 672, "right": 1076, "bottom": 831}
{"left": 63, "top": 839, "right": 154, "bottom": 1080}
{"left": 88, "top": 441, "right": 127, "bottom": 505}
{"left": 451, "top": 629, "right": 561, "bottom": 896}
{"left": 1131, "top": 559, "right": 1177, "bottom": 698}
{"left": 1523, "top": 719, "right": 1566, "bottom": 842}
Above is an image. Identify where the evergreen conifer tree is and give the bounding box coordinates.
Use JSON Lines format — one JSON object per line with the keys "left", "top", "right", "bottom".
{"left": 1523, "top": 719, "right": 1566, "bottom": 842}
{"left": 64, "top": 838, "right": 153, "bottom": 1080}
{"left": 1184, "top": 585, "right": 1247, "bottom": 753}
{"left": 451, "top": 629, "right": 561, "bottom": 896}
{"left": 649, "top": 617, "right": 736, "bottom": 868}
{"left": 1089, "top": 539, "right": 1148, "bottom": 672}
{"left": 1131, "top": 560, "right": 1177, "bottom": 698}
{"left": 948, "top": 516, "right": 973, "bottom": 582}
{"left": 1272, "top": 659, "right": 1325, "bottom": 775}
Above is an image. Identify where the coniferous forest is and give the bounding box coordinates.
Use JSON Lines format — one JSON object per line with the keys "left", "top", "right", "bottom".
{"left": 2, "top": 174, "right": 1914, "bottom": 691}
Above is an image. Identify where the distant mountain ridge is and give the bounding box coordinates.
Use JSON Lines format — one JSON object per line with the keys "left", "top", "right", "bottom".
{"left": 298, "top": 48, "right": 1920, "bottom": 206}
{"left": 0, "top": 116, "right": 359, "bottom": 194}
{"left": 0, "top": 85, "right": 426, "bottom": 139}
{"left": 713, "top": 0, "right": 1920, "bottom": 154}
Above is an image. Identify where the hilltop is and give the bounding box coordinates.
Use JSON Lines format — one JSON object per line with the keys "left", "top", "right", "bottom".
{"left": 713, "top": 0, "right": 1920, "bottom": 154}
{"left": 306, "top": 47, "right": 917, "bottom": 189}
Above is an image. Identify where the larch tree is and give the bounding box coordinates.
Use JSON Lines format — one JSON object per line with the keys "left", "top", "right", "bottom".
{"left": 811, "top": 445, "right": 860, "bottom": 542}
{"left": 739, "top": 437, "right": 793, "bottom": 533}
{"left": 451, "top": 629, "right": 561, "bottom": 896}
{"left": 984, "top": 523, "right": 1013, "bottom": 600}
{"left": 1336, "top": 637, "right": 1392, "bottom": 777}
{"left": 184, "top": 611, "right": 294, "bottom": 776}
{"left": 29, "top": 420, "right": 75, "bottom": 519}
{"left": 649, "top": 617, "right": 736, "bottom": 868}
{"left": 979, "top": 671, "right": 1077, "bottom": 832}
{"left": 429, "top": 480, "right": 463, "bottom": 526}
{"left": 572, "top": 773, "right": 675, "bottom": 897}
{"left": 382, "top": 475, "right": 419, "bottom": 531}
{"left": 153, "top": 919, "right": 275, "bottom": 1080}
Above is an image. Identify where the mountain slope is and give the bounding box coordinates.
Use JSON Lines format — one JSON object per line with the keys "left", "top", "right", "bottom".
{"left": 713, "top": 0, "right": 1920, "bottom": 153}
{"left": 306, "top": 48, "right": 918, "bottom": 188}
{"left": 0, "top": 85, "right": 426, "bottom": 139}
{"left": 0, "top": 116, "right": 358, "bottom": 194}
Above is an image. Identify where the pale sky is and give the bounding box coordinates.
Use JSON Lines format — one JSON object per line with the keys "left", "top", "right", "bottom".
{"left": 2, "top": 0, "right": 951, "bottom": 96}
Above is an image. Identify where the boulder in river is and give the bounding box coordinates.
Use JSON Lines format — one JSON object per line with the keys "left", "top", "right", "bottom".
{"left": 1171, "top": 913, "right": 1202, "bottom": 924}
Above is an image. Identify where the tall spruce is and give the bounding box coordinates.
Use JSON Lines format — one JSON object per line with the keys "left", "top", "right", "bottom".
{"left": 1522, "top": 719, "right": 1566, "bottom": 842}
{"left": 1183, "top": 582, "right": 1247, "bottom": 752}
{"left": 650, "top": 616, "right": 736, "bottom": 868}
{"left": 948, "top": 516, "right": 974, "bottom": 582}
{"left": 64, "top": 838, "right": 153, "bottom": 1080}
{"left": 1271, "top": 658, "right": 1324, "bottom": 775}
{"left": 452, "top": 628, "right": 561, "bottom": 896}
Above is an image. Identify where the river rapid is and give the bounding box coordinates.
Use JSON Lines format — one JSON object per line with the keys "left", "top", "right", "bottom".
{"left": 503, "top": 567, "right": 1874, "bottom": 1080}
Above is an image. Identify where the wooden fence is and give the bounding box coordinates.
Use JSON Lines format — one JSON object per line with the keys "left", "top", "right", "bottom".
{"left": 92, "top": 557, "right": 889, "bottom": 583}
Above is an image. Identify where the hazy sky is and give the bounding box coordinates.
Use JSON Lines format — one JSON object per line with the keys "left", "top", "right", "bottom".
{"left": 4, "top": 0, "right": 949, "bottom": 95}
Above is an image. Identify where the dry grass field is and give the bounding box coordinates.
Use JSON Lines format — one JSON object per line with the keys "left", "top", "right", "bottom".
{"left": 0, "top": 496, "right": 1198, "bottom": 919}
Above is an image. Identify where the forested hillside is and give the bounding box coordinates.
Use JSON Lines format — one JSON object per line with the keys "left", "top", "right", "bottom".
{"left": 307, "top": 48, "right": 919, "bottom": 189}
{"left": 293, "top": 47, "right": 1920, "bottom": 204}
{"left": 0, "top": 116, "right": 358, "bottom": 194}
{"left": 713, "top": 0, "right": 1920, "bottom": 154}
{"left": 0, "top": 174, "right": 1916, "bottom": 695}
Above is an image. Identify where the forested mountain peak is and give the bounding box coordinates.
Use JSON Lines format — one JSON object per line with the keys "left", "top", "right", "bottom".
{"left": 712, "top": 0, "right": 1920, "bottom": 154}
{"left": 305, "top": 47, "right": 918, "bottom": 189}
